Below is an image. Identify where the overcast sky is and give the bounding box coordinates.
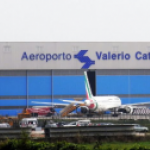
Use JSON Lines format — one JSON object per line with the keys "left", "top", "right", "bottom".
{"left": 0, "top": 0, "right": 149, "bottom": 41}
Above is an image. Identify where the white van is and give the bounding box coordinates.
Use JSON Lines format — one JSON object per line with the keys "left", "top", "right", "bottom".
{"left": 19, "top": 118, "right": 38, "bottom": 130}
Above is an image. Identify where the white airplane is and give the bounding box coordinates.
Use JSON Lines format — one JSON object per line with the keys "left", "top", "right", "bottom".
{"left": 62, "top": 71, "right": 121, "bottom": 114}
{"left": 61, "top": 71, "right": 150, "bottom": 115}
{"left": 32, "top": 71, "right": 150, "bottom": 116}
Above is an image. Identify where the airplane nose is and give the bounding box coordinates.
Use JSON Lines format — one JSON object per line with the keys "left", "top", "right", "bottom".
{"left": 84, "top": 100, "right": 91, "bottom": 106}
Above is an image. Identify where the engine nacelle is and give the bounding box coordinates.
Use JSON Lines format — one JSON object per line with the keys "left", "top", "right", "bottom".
{"left": 118, "top": 106, "right": 134, "bottom": 114}
{"left": 77, "top": 106, "right": 89, "bottom": 114}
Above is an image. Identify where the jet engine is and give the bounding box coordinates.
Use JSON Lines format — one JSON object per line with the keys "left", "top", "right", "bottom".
{"left": 77, "top": 106, "right": 89, "bottom": 114}
{"left": 118, "top": 106, "right": 134, "bottom": 114}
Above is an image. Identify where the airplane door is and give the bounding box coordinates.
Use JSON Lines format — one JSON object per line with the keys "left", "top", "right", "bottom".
{"left": 87, "top": 70, "right": 96, "bottom": 96}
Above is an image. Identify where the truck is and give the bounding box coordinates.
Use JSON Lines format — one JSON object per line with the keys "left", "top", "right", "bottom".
{"left": 26, "top": 106, "right": 56, "bottom": 117}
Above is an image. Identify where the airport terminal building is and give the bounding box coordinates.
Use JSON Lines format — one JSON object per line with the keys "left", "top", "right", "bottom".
{"left": 0, "top": 42, "right": 150, "bottom": 116}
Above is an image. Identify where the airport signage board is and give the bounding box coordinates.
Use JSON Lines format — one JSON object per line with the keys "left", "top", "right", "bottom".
{"left": 0, "top": 42, "right": 150, "bottom": 69}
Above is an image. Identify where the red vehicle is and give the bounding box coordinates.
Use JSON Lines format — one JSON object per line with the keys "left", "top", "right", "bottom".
{"left": 26, "top": 106, "right": 56, "bottom": 117}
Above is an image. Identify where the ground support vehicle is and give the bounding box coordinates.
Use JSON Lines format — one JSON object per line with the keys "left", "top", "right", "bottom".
{"left": 26, "top": 107, "right": 56, "bottom": 117}
{"left": 19, "top": 118, "right": 38, "bottom": 130}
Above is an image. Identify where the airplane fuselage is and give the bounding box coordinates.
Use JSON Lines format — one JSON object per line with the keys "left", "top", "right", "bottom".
{"left": 86, "top": 96, "right": 121, "bottom": 112}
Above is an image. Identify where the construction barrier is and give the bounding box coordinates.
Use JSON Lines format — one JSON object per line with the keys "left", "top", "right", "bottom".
{"left": 44, "top": 125, "right": 136, "bottom": 138}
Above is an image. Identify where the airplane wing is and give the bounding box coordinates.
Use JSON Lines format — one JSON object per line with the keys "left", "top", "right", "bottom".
{"left": 107, "top": 101, "right": 150, "bottom": 114}
{"left": 108, "top": 102, "right": 150, "bottom": 111}
{"left": 62, "top": 100, "right": 84, "bottom": 104}
{"left": 31, "top": 101, "right": 69, "bottom": 107}
{"left": 121, "top": 101, "right": 150, "bottom": 107}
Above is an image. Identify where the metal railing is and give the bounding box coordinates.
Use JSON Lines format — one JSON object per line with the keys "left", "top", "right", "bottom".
{"left": 44, "top": 125, "right": 137, "bottom": 138}
{"left": 0, "top": 128, "right": 31, "bottom": 139}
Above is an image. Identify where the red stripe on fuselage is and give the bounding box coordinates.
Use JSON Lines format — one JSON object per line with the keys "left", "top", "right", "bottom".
{"left": 86, "top": 92, "right": 95, "bottom": 109}
{"left": 88, "top": 99, "right": 95, "bottom": 109}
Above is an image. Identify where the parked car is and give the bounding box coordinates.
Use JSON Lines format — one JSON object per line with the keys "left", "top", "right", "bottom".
{"left": 95, "top": 122, "right": 114, "bottom": 126}
{"left": 45, "top": 120, "right": 57, "bottom": 127}
{"left": 133, "top": 124, "right": 149, "bottom": 132}
{"left": 0, "top": 123, "right": 11, "bottom": 128}
{"left": 63, "top": 120, "right": 91, "bottom": 127}
{"left": 45, "top": 123, "right": 57, "bottom": 127}
{"left": 57, "top": 122, "right": 67, "bottom": 127}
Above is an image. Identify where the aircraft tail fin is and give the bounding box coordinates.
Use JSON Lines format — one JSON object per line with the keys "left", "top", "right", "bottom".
{"left": 84, "top": 71, "right": 93, "bottom": 99}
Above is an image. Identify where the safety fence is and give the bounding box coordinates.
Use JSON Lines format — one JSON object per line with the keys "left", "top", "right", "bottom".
{"left": 0, "top": 128, "right": 31, "bottom": 139}
{"left": 68, "top": 114, "right": 150, "bottom": 120}
{"left": 38, "top": 114, "right": 150, "bottom": 121}
{"left": 44, "top": 125, "right": 137, "bottom": 138}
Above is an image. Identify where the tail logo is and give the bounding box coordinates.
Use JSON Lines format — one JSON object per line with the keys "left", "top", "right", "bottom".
{"left": 74, "top": 50, "right": 95, "bottom": 69}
